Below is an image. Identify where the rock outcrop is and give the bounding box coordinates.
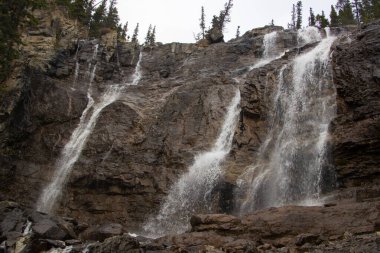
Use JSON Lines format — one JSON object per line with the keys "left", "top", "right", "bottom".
{"left": 331, "top": 21, "right": 380, "bottom": 188}
{"left": 0, "top": 3, "right": 379, "bottom": 252}
{"left": 89, "top": 199, "right": 380, "bottom": 252}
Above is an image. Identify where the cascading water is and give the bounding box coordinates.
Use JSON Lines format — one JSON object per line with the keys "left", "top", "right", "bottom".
{"left": 22, "top": 220, "right": 32, "bottom": 236}
{"left": 237, "top": 29, "right": 337, "bottom": 215}
{"left": 263, "top": 31, "right": 279, "bottom": 59}
{"left": 73, "top": 41, "right": 81, "bottom": 86}
{"left": 297, "top": 26, "right": 322, "bottom": 45}
{"left": 142, "top": 90, "right": 241, "bottom": 238}
{"left": 36, "top": 51, "right": 144, "bottom": 214}
{"left": 249, "top": 31, "right": 285, "bottom": 70}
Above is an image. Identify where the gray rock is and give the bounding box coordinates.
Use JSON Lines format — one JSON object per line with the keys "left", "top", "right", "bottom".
{"left": 81, "top": 223, "right": 124, "bottom": 242}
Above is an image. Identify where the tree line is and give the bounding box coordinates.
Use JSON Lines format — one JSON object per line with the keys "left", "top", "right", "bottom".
{"left": 0, "top": 0, "right": 157, "bottom": 83}
{"left": 289, "top": 0, "right": 380, "bottom": 29}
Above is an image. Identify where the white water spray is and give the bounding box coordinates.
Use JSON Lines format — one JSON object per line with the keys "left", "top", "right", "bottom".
{"left": 249, "top": 31, "right": 285, "bottom": 70}
{"left": 22, "top": 220, "right": 32, "bottom": 236}
{"left": 36, "top": 51, "right": 144, "bottom": 214}
{"left": 297, "top": 26, "right": 322, "bottom": 45}
{"left": 143, "top": 90, "right": 241, "bottom": 238}
{"left": 237, "top": 30, "right": 337, "bottom": 214}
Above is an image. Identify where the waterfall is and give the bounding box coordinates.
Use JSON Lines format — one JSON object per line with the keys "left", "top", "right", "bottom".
{"left": 249, "top": 31, "right": 285, "bottom": 70}
{"left": 36, "top": 51, "right": 144, "bottom": 214}
{"left": 22, "top": 220, "right": 32, "bottom": 236}
{"left": 143, "top": 90, "right": 241, "bottom": 238}
{"left": 297, "top": 26, "right": 322, "bottom": 45}
{"left": 73, "top": 42, "right": 80, "bottom": 86}
{"left": 263, "top": 31, "right": 279, "bottom": 59}
{"left": 237, "top": 30, "right": 337, "bottom": 215}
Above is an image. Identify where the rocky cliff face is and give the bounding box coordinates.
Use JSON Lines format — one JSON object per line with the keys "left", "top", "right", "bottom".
{"left": 0, "top": 7, "right": 379, "bottom": 252}
{"left": 331, "top": 22, "right": 380, "bottom": 188}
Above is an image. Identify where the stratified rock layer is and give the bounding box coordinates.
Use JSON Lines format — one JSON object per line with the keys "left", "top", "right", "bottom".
{"left": 0, "top": 6, "right": 379, "bottom": 252}
{"left": 331, "top": 21, "right": 380, "bottom": 188}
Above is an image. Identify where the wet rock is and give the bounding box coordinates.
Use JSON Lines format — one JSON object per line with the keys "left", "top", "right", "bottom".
{"left": 81, "top": 223, "right": 124, "bottom": 242}
{"left": 30, "top": 212, "right": 76, "bottom": 241}
{"left": 190, "top": 214, "right": 241, "bottom": 232}
{"left": 294, "top": 233, "right": 320, "bottom": 246}
{"left": 90, "top": 234, "right": 140, "bottom": 253}
{"left": 332, "top": 21, "right": 380, "bottom": 188}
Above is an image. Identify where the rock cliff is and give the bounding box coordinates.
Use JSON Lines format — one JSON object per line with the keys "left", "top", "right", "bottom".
{"left": 0, "top": 5, "right": 379, "bottom": 252}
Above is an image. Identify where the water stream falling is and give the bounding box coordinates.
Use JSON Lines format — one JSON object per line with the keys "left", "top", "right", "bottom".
{"left": 297, "top": 26, "right": 323, "bottom": 45}
{"left": 237, "top": 29, "right": 337, "bottom": 215}
{"left": 22, "top": 220, "right": 32, "bottom": 236}
{"left": 36, "top": 50, "right": 144, "bottom": 214}
{"left": 143, "top": 90, "right": 241, "bottom": 238}
{"left": 249, "top": 31, "right": 283, "bottom": 70}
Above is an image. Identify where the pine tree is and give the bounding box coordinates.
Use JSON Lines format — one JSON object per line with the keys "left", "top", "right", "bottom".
{"left": 316, "top": 11, "right": 330, "bottom": 28}
{"left": 372, "top": 0, "right": 380, "bottom": 19}
{"left": 218, "top": 0, "right": 233, "bottom": 31}
{"left": 131, "top": 23, "right": 139, "bottom": 43}
{"left": 352, "top": 0, "right": 362, "bottom": 24}
{"left": 360, "top": 0, "right": 373, "bottom": 23}
{"left": 89, "top": 0, "right": 107, "bottom": 37}
{"left": 337, "top": 0, "right": 356, "bottom": 25}
{"left": 235, "top": 26, "right": 240, "bottom": 38}
{"left": 199, "top": 6, "right": 206, "bottom": 39}
{"left": 68, "top": 0, "right": 94, "bottom": 25}
{"left": 330, "top": 5, "right": 340, "bottom": 26}
{"left": 121, "top": 21, "right": 128, "bottom": 41}
{"left": 211, "top": 15, "right": 221, "bottom": 30}
{"left": 105, "top": 0, "right": 119, "bottom": 29}
{"left": 309, "top": 7, "right": 316, "bottom": 26}
{"left": 150, "top": 26, "right": 156, "bottom": 46}
{"left": 290, "top": 4, "right": 297, "bottom": 29}
{"left": 296, "top": 1, "right": 303, "bottom": 29}
{"left": 145, "top": 24, "right": 152, "bottom": 45}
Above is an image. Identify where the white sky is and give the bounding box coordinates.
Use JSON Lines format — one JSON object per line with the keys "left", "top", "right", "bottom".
{"left": 117, "top": 0, "right": 334, "bottom": 43}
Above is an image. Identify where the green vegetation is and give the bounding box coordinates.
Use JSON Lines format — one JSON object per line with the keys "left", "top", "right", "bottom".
{"left": 195, "top": 0, "right": 234, "bottom": 43}
{"left": 0, "top": 0, "right": 146, "bottom": 84}
{"left": 316, "top": 11, "right": 330, "bottom": 28}
{"left": 293, "top": 0, "right": 380, "bottom": 30}
{"left": 309, "top": 8, "right": 316, "bottom": 26}
{"left": 0, "top": 0, "right": 46, "bottom": 83}
{"left": 131, "top": 23, "right": 139, "bottom": 43}
{"left": 296, "top": 1, "right": 303, "bottom": 29}
{"left": 235, "top": 25, "right": 240, "bottom": 39}
{"left": 144, "top": 24, "right": 156, "bottom": 46}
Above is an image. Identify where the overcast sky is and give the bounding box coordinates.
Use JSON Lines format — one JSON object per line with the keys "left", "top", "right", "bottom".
{"left": 117, "top": 0, "right": 334, "bottom": 44}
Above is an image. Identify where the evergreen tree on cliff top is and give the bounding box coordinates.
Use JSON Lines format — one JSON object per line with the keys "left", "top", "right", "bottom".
{"left": 105, "top": 0, "right": 119, "bottom": 29}
{"left": 336, "top": 0, "right": 356, "bottom": 25}
{"left": 199, "top": 6, "right": 206, "bottom": 39}
{"left": 330, "top": 5, "right": 340, "bottom": 27}
{"left": 289, "top": 4, "right": 297, "bottom": 29}
{"left": 296, "top": 1, "right": 303, "bottom": 29}
{"left": 218, "top": 0, "right": 233, "bottom": 31}
{"left": 316, "top": 11, "right": 330, "bottom": 28}
{"left": 145, "top": 24, "right": 152, "bottom": 45}
{"left": 131, "top": 23, "right": 139, "bottom": 43}
{"left": 89, "top": 0, "right": 107, "bottom": 37}
{"left": 309, "top": 7, "right": 316, "bottom": 26}
{"left": 205, "top": 0, "right": 233, "bottom": 44}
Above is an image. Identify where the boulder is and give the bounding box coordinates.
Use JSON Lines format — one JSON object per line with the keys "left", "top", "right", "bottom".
{"left": 206, "top": 28, "right": 224, "bottom": 44}
{"left": 90, "top": 234, "right": 140, "bottom": 253}
{"left": 81, "top": 223, "right": 124, "bottom": 242}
